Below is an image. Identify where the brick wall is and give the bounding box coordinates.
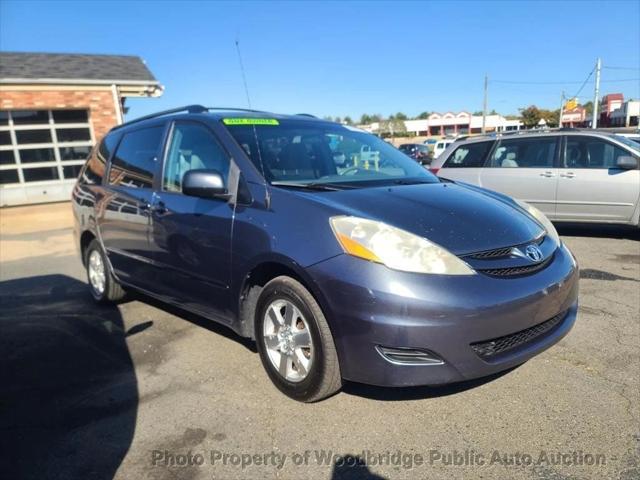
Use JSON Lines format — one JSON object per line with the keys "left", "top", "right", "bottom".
{"left": 0, "top": 88, "right": 119, "bottom": 141}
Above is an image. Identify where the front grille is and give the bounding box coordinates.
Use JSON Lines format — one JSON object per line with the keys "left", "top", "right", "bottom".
{"left": 478, "top": 256, "right": 552, "bottom": 277}
{"left": 468, "top": 235, "right": 544, "bottom": 260}
{"left": 470, "top": 246, "right": 513, "bottom": 259}
{"left": 470, "top": 310, "right": 567, "bottom": 360}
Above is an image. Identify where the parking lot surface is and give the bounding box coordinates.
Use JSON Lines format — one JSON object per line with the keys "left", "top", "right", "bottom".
{"left": 1, "top": 202, "right": 638, "bottom": 480}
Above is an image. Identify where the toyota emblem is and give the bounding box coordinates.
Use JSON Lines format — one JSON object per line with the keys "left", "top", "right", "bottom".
{"left": 524, "top": 244, "right": 543, "bottom": 262}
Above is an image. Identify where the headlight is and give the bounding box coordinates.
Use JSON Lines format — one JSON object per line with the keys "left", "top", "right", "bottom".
{"left": 329, "top": 216, "right": 475, "bottom": 275}
{"left": 514, "top": 199, "right": 560, "bottom": 245}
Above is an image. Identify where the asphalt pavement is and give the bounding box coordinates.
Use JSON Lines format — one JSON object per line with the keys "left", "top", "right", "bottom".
{"left": 0, "top": 203, "right": 638, "bottom": 480}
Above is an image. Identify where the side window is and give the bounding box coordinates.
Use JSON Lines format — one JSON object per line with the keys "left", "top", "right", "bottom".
{"left": 163, "top": 122, "right": 230, "bottom": 193}
{"left": 81, "top": 133, "right": 119, "bottom": 185}
{"left": 490, "top": 137, "right": 557, "bottom": 168}
{"left": 565, "top": 136, "right": 631, "bottom": 169}
{"left": 109, "top": 126, "right": 164, "bottom": 188}
{"left": 444, "top": 142, "right": 492, "bottom": 168}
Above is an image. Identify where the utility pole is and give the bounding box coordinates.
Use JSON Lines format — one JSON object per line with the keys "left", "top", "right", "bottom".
{"left": 482, "top": 74, "right": 488, "bottom": 134}
{"left": 592, "top": 58, "right": 601, "bottom": 129}
{"left": 559, "top": 91, "right": 565, "bottom": 128}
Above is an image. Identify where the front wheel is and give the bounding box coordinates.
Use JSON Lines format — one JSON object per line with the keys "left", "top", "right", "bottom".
{"left": 255, "top": 276, "right": 342, "bottom": 402}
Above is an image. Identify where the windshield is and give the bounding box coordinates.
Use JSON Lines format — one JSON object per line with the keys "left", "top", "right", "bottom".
{"left": 223, "top": 119, "right": 437, "bottom": 186}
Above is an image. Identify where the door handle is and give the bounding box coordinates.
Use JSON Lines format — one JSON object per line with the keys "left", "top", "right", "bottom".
{"left": 539, "top": 171, "right": 555, "bottom": 178}
{"left": 560, "top": 172, "right": 576, "bottom": 178}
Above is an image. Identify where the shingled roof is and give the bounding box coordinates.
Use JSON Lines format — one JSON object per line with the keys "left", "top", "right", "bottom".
{"left": 0, "top": 52, "right": 159, "bottom": 84}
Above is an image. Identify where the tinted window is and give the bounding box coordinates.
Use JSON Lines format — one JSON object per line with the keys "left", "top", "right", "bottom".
{"left": 565, "top": 136, "right": 633, "bottom": 169}
{"left": 19, "top": 148, "right": 56, "bottom": 163}
{"left": 63, "top": 164, "right": 84, "bottom": 179}
{"left": 164, "top": 122, "right": 230, "bottom": 192}
{"left": 445, "top": 142, "right": 492, "bottom": 168}
{"left": 52, "top": 110, "right": 89, "bottom": 124}
{"left": 23, "top": 166, "right": 60, "bottom": 182}
{"left": 0, "top": 111, "right": 8, "bottom": 125}
{"left": 0, "top": 169, "right": 19, "bottom": 184}
{"left": 16, "top": 129, "right": 52, "bottom": 144}
{"left": 0, "top": 150, "right": 15, "bottom": 165}
{"left": 12, "top": 110, "right": 49, "bottom": 125}
{"left": 60, "top": 145, "right": 92, "bottom": 161}
{"left": 82, "top": 134, "right": 118, "bottom": 185}
{"left": 0, "top": 131, "right": 11, "bottom": 145}
{"left": 56, "top": 128, "right": 91, "bottom": 142}
{"left": 490, "top": 137, "right": 557, "bottom": 168}
{"left": 109, "top": 126, "right": 163, "bottom": 188}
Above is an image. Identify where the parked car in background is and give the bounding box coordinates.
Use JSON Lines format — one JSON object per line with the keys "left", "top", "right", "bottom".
{"left": 615, "top": 132, "right": 640, "bottom": 145}
{"left": 399, "top": 143, "right": 432, "bottom": 165}
{"left": 73, "top": 106, "right": 579, "bottom": 402}
{"left": 433, "top": 139, "right": 455, "bottom": 159}
{"left": 430, "top": 130, "right": 640, "bottom": 226}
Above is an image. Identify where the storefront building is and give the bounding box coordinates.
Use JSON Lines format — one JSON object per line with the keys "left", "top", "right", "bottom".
{"left": 0, "top": 52, "right": 163, "bottom": 206}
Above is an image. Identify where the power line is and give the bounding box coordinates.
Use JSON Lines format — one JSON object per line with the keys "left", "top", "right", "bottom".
{"left": 602, "top": 66, "right": 640, "bottom": 71}
{"left": 570, "top": 66, "right": 596, "bottom": 100}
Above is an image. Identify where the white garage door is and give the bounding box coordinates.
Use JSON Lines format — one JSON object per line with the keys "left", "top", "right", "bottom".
{"left": 0, "top": 109, "right": 94, "bottom": 206}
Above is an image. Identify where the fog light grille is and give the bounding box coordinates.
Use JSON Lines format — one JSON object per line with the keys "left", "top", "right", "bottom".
{"left": 376, "top": 346, "right": 444, "bottom": 365}
{"left": 470, "top": 310, "right": 567, "bottom": 360}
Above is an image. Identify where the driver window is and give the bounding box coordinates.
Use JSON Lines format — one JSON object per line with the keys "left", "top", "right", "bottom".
{"left": 163, "top": 122, "right": 230, "bottom": 192}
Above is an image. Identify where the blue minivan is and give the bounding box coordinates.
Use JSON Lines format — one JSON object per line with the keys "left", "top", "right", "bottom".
{"left": 72, "top": 106, "right": 579, "bottom": 402}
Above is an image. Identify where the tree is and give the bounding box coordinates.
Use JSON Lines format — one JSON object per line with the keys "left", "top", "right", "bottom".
{"left": 417, "top": 111, "right": 431, "bottom": 119}
{"left": 343, "top": 116, "right": 353, "bottom": 125}
{"left": 519, "top": 105, "right": 541, "bottom": 128}
{"left": 360, "top": 114, "right": 372, "bottom": 124}
{"left": 582, "top": 101, "right": 594, "bottom": 115}
{"left": 394, "top": 112, "right": 408, "bottom": 121}
{"left": 323, "top": 115, "right": 333, "bottom": 122}
{"left": 378, "top": 117, "right": 407, "bottom": 138}
{"left": 539, "top": 108, "right": 560, "bottom": 127}
{"left": 334, "top": 116, "right": 342, "bottom": 124}
{"left": 473, "top": 109, "right": 498, "bottom": 116}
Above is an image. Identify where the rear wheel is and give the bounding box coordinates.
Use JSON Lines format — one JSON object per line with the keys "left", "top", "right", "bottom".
{"left": 84, "top": 239, "right": 126, "bottom": 303}
{"left": 255, "top": 276, "right": 342, "bottom": 402}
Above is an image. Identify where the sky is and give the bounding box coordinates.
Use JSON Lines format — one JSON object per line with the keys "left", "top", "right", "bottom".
{"left": 1, "top": 0, "right": 639, "bottom": 121}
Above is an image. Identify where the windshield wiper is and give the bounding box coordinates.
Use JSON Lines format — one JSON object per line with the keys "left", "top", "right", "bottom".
{"left": 271, "top": 181, "right": 341, "bottom": 191}
{"left": 391, "top": 178, "right": 435, "bottom": 186}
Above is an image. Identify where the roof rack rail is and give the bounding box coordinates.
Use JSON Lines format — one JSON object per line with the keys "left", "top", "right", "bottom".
{"left": 206, "top": 107, "right": 271, "bottom": 114}
{"left": 112, "top": 104, "right": 207, "bottom": 130}
{"left": 296, "top": 113, "right": 317, "bottom": 118}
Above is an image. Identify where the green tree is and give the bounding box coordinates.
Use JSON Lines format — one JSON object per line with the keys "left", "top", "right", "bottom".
{"left": 360, "top": 114, "right": 372, "bottom": 124}
{"left": 582, "top": 101, "right": 594, "bottom": 115}
{"left": 417, "top": 111, "right": 431, "bottom": 119}
{"left": 519, "top": 105, "right": 542, "bottom": 128}
{"left": 323, "top": 115, "right": 333, "bottom": 122}
{"left": 343, "top": 116, "right": 353, "bottom": 125}
{"left": 394, "top": 112, "right": 408, "bottom": 120}
{"left": 379, "top": 118, "right": 407, "bottom": 138}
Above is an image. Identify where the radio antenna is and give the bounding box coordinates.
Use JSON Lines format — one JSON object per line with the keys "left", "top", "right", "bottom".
{"left": 235, "top": 37, "right": 252, "bottom": 108}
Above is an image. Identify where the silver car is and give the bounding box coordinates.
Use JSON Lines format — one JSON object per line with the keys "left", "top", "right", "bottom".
{"left": 431, "top": 130, "right": 640, "bottom": 226}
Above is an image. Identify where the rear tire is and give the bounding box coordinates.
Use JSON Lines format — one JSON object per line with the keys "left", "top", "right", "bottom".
{"left": 255, "top": 276, "right": 342, "bottom": 402}
{"left": 84, "top": 239, "right": 126, "bottom": 304}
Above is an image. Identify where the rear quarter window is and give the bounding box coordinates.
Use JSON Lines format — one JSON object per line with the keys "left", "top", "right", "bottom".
{"left": 79, "top": 133, "right": 119, "bottom": 185}
{"left": 108, "top": 126, "right": 164, "bottom": 188}
{"left": 443, "top": 142, "right": 493, "bottom": 168}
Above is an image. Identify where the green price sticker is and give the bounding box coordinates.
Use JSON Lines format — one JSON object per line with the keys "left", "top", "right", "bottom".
{"left": 222, "top": 118, "right": 279, "bottom": 126}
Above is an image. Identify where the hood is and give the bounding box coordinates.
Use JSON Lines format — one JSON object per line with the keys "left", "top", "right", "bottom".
{"left": 296, "top": 182, "right": 544, "bottom": 256}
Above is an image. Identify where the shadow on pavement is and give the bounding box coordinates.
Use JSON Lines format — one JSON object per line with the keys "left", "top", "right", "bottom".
{"left": 331, "top": 454, "right": 388, "bottom": 479}
{"left": 0, "top": 274, "right": 138, "bottom": 480}
{"left": 342, "top": 367, "right": 517, "bottom": 401}
{"left": 556, "top": 223, "right": 640, "bottom": 240}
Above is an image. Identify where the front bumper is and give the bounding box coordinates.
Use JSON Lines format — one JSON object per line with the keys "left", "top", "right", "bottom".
{"left": 306, "top": 244, "right": 579, "bottom": 387}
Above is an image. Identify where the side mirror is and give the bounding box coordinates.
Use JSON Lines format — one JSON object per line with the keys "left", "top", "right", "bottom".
{"left": 615, "top": 156, "right": 639, "bottom": 170}
{"left": 182, "top": 169, "right": 230, "bottom": 200}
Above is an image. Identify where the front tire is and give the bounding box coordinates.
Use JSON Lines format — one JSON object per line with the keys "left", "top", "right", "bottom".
{"left": 255, "top": 276, "right": 342, "bottom": 402}
{"left": 84, "top": 239, "right": 126, "bottom": 304}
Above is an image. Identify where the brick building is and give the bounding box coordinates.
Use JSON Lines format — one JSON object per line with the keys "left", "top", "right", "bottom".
{"left": 0, "top": 52, "right": 163, "bottom": 206}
